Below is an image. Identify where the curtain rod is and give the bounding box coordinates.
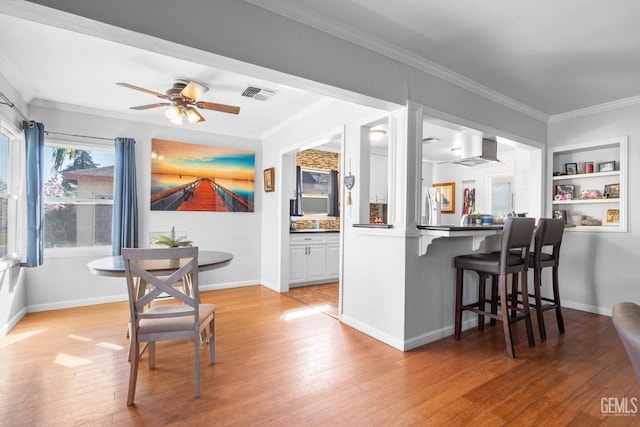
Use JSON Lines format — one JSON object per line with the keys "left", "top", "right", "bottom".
{"left": 45, "top": 130, "right": 115, "bottom": 142}
{"left": 0, "top": 91, "right": 29, "bottom": 122}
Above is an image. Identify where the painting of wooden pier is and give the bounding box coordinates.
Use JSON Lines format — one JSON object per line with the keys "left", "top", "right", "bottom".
{"left": 150, "top": 139, "right": 255, "bottom": 212}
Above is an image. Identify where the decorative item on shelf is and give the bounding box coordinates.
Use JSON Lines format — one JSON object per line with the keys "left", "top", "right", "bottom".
{"left": 570, "top": 214, "right": 582, "bottom": 226}
{"left": 553, "top": 171, "right": 564, "bottom": 176}
{"left": 580, "top": 215, "right": 601, "bottom": 226}
{"left": 604, "top": 208, "right": 620, "bottom": 226}
{"left": 584, "top": 161, "right": 594, "bottom": 174}
{"left": 564, "top": 162, "right": 578, "bottom": 175}
{"left": 555, "top": 184, "right": 575, "bottom": 200}
{"left": 604, "top": 183, "right": 620, "bottom": 198}
{"left": 579, "top": 189, "right": 601, "bottom": 199}
{"left": 598, "top": 160, "right": 616, "bottom": 172}
{"left": 553, "top": 210, "right": 567, "bottom": 223}
{"left": 151, "top": 226, "right": 193, "bottom": 247}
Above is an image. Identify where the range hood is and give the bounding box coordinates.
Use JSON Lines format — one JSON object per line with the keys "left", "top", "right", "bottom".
{"left": 451, "top": 136, "right": 500, "bottom": 166}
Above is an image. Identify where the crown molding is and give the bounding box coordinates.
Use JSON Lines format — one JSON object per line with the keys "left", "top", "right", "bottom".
{"left": 246, "top": 0, "right": 549, "bottom": 123}
{"left": 0, "top": 52, "right": 35, "bottom": 104}
{"left": 549, "top": 94, "right": 640, "bottom": 123}
{"left": 29, "top": 98, "right": 264, "bottom": 141}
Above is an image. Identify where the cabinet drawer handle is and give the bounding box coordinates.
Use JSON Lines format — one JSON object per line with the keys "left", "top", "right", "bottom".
{"left": 304, "top": 238, "right": 312, "bottom": 240}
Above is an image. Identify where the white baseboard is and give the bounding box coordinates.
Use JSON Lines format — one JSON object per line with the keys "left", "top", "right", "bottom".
{"left": 0, "top": 307, "right": 27, "bottom": 339}
{"left": 563, "top": 300, "right": 612, "bottom": 316}
{"left": 27, "top": 294, "right": 129, "bottom": 313}
{"left": 26, "top": 280, "right": 261, "bottom": 313}
{"left": 199, "top": 280, "right": 260, "bottom": 292}
{"left": 340, "top": 314, "right": 405, "bottom": 351}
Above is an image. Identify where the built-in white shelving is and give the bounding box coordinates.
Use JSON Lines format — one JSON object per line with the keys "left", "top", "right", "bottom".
{"left": 548, "top": 137, "right": 627, "bottom": 232}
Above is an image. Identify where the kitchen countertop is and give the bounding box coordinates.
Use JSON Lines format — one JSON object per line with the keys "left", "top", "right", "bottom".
{"left": 290, "top": 229, "right": 340, "bottom": 233}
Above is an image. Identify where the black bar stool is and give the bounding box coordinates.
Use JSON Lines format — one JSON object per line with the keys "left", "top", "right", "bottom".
{"left": 454, "top": 217, "right": 536, "bottom": 358}
{"left": 528, "top": 218, "right": 565, "bottom": 341}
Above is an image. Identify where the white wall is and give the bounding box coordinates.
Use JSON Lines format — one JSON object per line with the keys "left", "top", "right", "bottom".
{"left": 549, "top": 106, "right": 640, "bottom": 314}
{"left": 0, "top": 72, "right": 28, "bottom": 337}
{"left": 23, "top": 105, "right": 262, "bottom": 311}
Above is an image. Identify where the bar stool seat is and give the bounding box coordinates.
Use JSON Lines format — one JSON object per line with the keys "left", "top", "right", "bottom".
{"left": 454, "top": 217, "right": 536, "bottom": 358}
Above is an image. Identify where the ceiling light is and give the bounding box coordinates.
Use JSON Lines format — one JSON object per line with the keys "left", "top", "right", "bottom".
{"left": 185, "top": 107, "right": 205, "bottom": 124}
{"left": 370, "top": 129, "right": 387, "bottom": 141}
{"left": 164, "top": 105, "right": 181, "bottom": 121}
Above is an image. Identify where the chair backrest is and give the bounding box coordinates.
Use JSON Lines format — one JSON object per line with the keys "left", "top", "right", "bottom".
{"left": 531, "top": 218, "right": 565, "bottom": 268}
{"left": 122, "top": 246, "right": 200, "bottom": 324}
{"left": 499, "top": 217, "right": 536, "bottom": 274}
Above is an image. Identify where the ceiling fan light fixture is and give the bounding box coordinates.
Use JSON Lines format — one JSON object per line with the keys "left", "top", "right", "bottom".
{"left": 185, "top": 107, "right": 205, "bottom": 124}
{"left": 165, "top": 104, "right": 181, "bottom": 120}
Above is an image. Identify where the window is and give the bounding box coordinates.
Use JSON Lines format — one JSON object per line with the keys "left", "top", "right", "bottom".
{"left": 43, "top": 140, "right": 114, "bottom": 250}
{"left": 301, "top": 168, "right": 330, "bottom": 216}
{"left": 0, "top": 123, "right": 21, "bottom": 260}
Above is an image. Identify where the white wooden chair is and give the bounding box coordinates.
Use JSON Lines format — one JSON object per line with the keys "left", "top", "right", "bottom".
{"left": 122, "top": 246, "right": 216, "bottom": 406}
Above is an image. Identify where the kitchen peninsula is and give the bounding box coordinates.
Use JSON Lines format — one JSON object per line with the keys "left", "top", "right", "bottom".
{"left": 417, "top": 224, "right": 504, "bottom": 256}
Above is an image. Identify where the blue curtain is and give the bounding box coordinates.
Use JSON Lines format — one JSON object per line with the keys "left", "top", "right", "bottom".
{"left": 112, "top": 137, "right": 138, "bottom": 255}
{"left": 23, "top": 121, "right": 45, "bottom": 267}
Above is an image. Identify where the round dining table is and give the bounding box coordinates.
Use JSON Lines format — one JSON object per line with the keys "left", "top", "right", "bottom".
{"left": 87, "top": 250, "right": 233, "bottom": 277}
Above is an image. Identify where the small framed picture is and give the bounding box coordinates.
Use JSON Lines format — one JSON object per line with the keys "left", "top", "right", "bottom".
{"left": 604, "top": 183, "right": 620, "bottom": 198}
{"left": 432, "top": 182, "right": 455, "bottom": 213}
{"left": 263, "top": 167, "right": 275, "bottom": 192}
{"left": 604, "top": 208, "right": 620, "bottom": 226}
{"left": 598, "top": 161, "right": 615, "bottom": 172}
{"left": 555, "top": 184, "right": 575, "bottom": 200}
{"left": 564, "top": 162, "right": 578, "bottom": 175}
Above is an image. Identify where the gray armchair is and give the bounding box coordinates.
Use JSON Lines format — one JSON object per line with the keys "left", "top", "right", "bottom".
{"left": 612, "top": 302, "right": 640, "bottom": 380}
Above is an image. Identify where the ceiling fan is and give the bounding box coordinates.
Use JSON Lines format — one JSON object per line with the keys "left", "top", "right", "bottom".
{"left": 116, "top": 79, "right": 240, "bottom": 125}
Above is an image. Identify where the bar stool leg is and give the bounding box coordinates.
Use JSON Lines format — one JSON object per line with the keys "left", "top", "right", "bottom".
{"left": 455, "top": 268, "right": 464, "bottom": 340}
{"left": 478, "top": 273, "right": 487, "bottom": 331}
{"left": 533, "top": 266, "right": 547, "bottom": 341}
{"left": 552, "top": 265, "right": 565, "bottom": 334}
{"left": 490, "top": 275, "right": 498, "bottom": 327}
{"left": 510, "top": 272, "right": 519, "bottom": 320}
{"left": 520, "top": 270, "right": 536, "bottom": 348}
{"left": 499, "top": 274, "right": 515, "bottom": 358}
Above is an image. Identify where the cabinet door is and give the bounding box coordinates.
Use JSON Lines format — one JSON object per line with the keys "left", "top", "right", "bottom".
{"left": 370, "top": 154, "right": 388, "bottom": 203}
{"left": 289, "top": 246, "right": 308, "bottom": 284}
{"left": 325, "top": 243, "right": 340, "bottom": 279}
{"left": 306, "top": 245, "right": 326, "bottom": 281}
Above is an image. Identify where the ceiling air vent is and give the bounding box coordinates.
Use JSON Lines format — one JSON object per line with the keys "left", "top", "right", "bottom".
{"left": 241, "top": 86, "right": 276, "bottom": 101}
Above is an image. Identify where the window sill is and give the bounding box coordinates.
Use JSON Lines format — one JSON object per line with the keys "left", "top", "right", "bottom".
{"left": 0, "top": 254, "right": 21, "bottom": 272}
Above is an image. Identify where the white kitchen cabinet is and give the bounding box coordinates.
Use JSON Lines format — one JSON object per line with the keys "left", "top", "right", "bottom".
{"left": 548, "top": 137, "right": 627, "bottom": 232}
{"left": 370, "top": 154, "right": 388, "bottom": 203}
{"left": 289, "top": 233, "right": 340, "bottom": 286}
{"left": 325, "top": 242, "right": 340, "bottom": 279}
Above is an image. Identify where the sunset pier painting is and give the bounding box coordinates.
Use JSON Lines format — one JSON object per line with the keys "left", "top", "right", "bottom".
{"left": 150, "top": 139, "right": 255, "bottom": 212}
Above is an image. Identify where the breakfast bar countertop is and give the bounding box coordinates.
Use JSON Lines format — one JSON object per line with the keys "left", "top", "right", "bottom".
{"left": 417, "top": 224, "right": 504, "bottom": 231}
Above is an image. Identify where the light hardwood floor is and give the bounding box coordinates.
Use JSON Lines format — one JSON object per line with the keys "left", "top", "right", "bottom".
{"left": 284, "top": 282, "right": 339, "bottom": 318}
{"left": 1, "top": 285, "right": 638, "bottom": 426}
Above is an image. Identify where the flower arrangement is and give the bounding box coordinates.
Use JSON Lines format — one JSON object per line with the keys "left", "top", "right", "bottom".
{"left": 152, "top": 226, "right": 193, "bottom": 247}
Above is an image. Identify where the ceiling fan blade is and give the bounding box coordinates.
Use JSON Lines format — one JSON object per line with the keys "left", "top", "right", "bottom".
{"left": 181, "top": 81, "right": 208, "bottom": 100}
{"left": 196, "top": 101, "right": 240, "bottom": 115}
{"left": 130, "top": 103, "right": 171, "bottom": 110}
{"left": 116, "top": 82, "right": 168, "bottom": 99}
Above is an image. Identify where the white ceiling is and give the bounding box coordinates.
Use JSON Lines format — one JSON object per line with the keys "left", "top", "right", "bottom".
{"left": 248, "top": 0, "right": 640, "bottom": 117}
{"left": 0, "top": 13, "right": 328, "bottom": 139}
{"left": 2, "top": 1, "right": 640, "bottom": 142}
